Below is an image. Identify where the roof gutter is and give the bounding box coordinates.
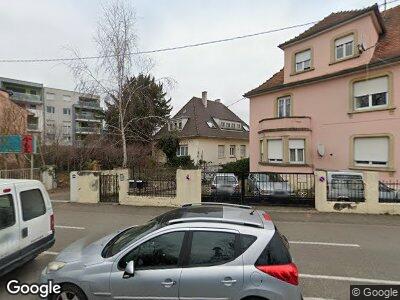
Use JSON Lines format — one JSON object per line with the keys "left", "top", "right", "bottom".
{"left": 244, "top": 55, "right": 400, "bottom": 98}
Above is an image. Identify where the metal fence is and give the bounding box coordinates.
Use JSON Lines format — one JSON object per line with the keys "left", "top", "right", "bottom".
{"left": 379, "top": 181, "right": 400, "bottom": 203}
{"left": 327, "top": 179, "right": 365, "bottom": 202}
{"left": 202, "top": 171, "right": 315, "bottom": 206}
{"left": 0, "top": 168, "right": 41, "bottom": 181}
{"left": 128, "top": 167, "right": 176, "bottom": 197}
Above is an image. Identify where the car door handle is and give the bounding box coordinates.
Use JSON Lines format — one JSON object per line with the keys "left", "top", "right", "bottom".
{"left": 21, "top": 228, "right": 28, "bottom": 238}
{"left": 221, "top": 278, "right": 237, "bottom": 286}
{"left": 161, "top": 280, "right": 176, "bottom": 288}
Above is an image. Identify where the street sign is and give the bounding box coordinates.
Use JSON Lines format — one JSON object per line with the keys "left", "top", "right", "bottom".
{"left": 0, "top": 135, "right": 22, "bottom": 153}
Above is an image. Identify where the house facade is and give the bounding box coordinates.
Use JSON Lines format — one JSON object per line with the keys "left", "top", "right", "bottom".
{"left": 245, "top": 4, "right": 400, "bottom": 179}
{"left": 157, "top": 91, "right": 249, "bottom": 166}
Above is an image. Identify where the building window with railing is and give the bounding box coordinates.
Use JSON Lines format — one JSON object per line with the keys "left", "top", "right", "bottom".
{"left": 289, "top": 139, "right": 305, "bottom": 164}
{"left": 267, "top": 139, "right": 283, "bottom": 163}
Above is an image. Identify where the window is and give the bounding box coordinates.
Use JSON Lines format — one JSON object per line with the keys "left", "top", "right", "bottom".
{"left": 335, "top": 34, "right": 354, "bottom": 60}
{"left": 259, "top": 140, "right": 264, "bottom": 161}
{"left": 240, "top": 145, "right": 246, "bottom": 158}
{"left": 289, "top": 139, "right": 305, "bottom": 164}
{"left": 277, "top": 96, "right": 291, "bottom": 118}
{"left": 63, "top": 108, "right": 71, "bottom": 115}
{"left": 63, "top": 95, "right": 71, "bottom": 101}
{"left": 20, "top": 189, "right": 46, "bottom": 221}
{"left": 176, "top": 145, "right": 188, "bottom": 157}
{"left": 267, "top": 139, "right": 283, "bottom": 163}
{"left": 353, "top": 76, "right": 388, "bottom": 110}
{"left": 46, "top": 93, "right": 55, "bottom": 100}
{"left": 295, "top": 49, "right": 311, "bottom": 72}
{"left": 46, "top": 106, "right": 55, "bottom": 114}
{"left": 229, "top": 145, "right": 236, "bottom": 157}
{"left": 188, "top": 231, "right": 236, "bottom": 267}
{"left": 218, "top": 145, "right": 225, "bottom": 158}
{"left": 238, "top": 234, "right": 257, "bottom": 255}
{"left": 0, "top": 194, "right": 15, "bottom": 230}
{"left": 29, "top": 104, "right": 37, "bottom": 109}
{"left": 118, "top": 231, "right": 185, "bottom": 270}
{"left": 354, "top": 136, "right": 389, "bottom": 167}
{"left": 256, "top": 231, "right": 292, "bottom": 266}
{"left": 206, "top": 120, "right": 215, "bottom": 128}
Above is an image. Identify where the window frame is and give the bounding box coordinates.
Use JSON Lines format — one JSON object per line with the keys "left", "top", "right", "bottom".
{"left": 288, "top": 139, "right": 305, "bottom": 164}
{"left": 229, "top": 145, "right": 236, "bottom": 157}
{"left": 46, "top": 106, "right": 55, "bottom": 114}
{"left": 331, "top": 31, "right": 358, "bottom": 64}
{"left": 19, "top": 188, "right": 47, "bottom": 222}
{"left": 176, "top": 144, "right": 189, "bottom": 157}
{"left": 218, "top": 145, "right": 225, "bottom": 159}
{"left": 352, "top": 75, "right": 390, "bottom": 112}
{"left": 294, "top": 49, "right": 312, "bottom": 73}
{"left": 0, "top": 194, "right": 16, "bottom": 230}
{"left": 267, "top": 139, "right": 283, "bottom": 164}
{"left": 334, "top": 34, "right": 354, "bottom": 61}
{"left": 276, "top": 95, "right": 292, "bottom": 118}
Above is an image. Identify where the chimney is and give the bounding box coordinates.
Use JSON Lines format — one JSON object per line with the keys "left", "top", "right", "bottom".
{"left": 215, "top": 99, "right": 221, "bottom": 103}
{"left": 202, "top": 91, "right": 207, "bottom": 108}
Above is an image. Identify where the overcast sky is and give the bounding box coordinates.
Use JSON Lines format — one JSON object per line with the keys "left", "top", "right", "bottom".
{"left": 0, "top": 0, "right": 394, "bottom": 122}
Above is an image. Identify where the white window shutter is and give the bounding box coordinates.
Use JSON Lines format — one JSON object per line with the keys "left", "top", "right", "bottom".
{"left": 353, "top": 76, "right": 388, "bottom": 97}
{"left": 295, "top": 50, "right": 311, "bottom": 63}
{"left": 289, "top": 139, "right": 305, "bottom": 149}
{"left": 335, "top": 34, "right": 354, "bottom": 46}
{"left": 267, "top": 140, "right": 283, "bottom": 160}
{"left": 354, "top": 137, "right": 389, "bottom": 162}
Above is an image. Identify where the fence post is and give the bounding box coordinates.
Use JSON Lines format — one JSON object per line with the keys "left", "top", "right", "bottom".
{"left": 363, "top": 171, "right": 379, "bottom": 213}
{"left": 118, "top": 169, "right": 129, "bottom": 204}
{"left": 314, "top": 170, "right": 328, "bottom": 212}
{"left": 176, "top": 169, "right": 201, "bottom": 205}
{"left": 41, "top": 166, "right": 56, "bottom": 190}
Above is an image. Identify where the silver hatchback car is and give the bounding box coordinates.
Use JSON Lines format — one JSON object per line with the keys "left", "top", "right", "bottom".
{"left": 41, "top": 203, "right": 301, "bottom": 300}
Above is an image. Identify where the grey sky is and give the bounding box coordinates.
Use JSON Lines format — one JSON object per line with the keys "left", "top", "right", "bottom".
{"left": 0, "top": 0, "right": 393, "bottom": 122}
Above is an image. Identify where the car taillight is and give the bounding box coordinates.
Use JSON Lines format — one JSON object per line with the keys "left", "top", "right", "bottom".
{"left": 263, "top": 212, "right": 271, "bottom": 221}
{"left": 255, "top": 263, "right": 299, "bottom": 285}
{"left": 50, "top": 214, "right": 55, "bottom": 232}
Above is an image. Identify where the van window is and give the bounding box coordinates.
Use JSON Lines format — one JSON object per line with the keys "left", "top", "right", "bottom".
{"left": 20, "top": 189, "right": 46, "bottom": 221}
{"left": 0, "top": 194, "right": 15, "bottom": 230}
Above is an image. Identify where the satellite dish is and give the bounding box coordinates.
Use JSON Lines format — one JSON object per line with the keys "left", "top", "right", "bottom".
{"left": 317, "top": 144, "right": 325, "bottom": 157}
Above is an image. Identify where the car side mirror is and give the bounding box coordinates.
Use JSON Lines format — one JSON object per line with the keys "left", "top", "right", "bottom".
{"left": 123, "top": 260, "right": 135, "bottom": 279}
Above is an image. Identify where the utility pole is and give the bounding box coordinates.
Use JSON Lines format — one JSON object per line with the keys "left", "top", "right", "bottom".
{"left": 384, "top": 0, "right": 387, "bottom": 10}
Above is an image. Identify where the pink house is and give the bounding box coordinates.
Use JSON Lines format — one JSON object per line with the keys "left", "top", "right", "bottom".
{"left": 245, "top": 4, "right": 400, "bottom": 179}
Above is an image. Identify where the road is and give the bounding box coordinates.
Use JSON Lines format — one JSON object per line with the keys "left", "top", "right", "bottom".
{"left": 1, "top": 202, "right": 400, "bottom": 300}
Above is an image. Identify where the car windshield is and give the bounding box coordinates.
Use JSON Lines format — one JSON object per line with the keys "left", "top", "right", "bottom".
{"left": 102, "top": 220, "right": 160, "bottom": 258}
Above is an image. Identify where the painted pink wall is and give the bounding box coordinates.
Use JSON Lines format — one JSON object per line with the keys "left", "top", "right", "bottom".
{"left": 283, "top": 14, "right": 380, "bottom": 84}
{"left": 249, "top": 65, "right": 400, "bottom": 179}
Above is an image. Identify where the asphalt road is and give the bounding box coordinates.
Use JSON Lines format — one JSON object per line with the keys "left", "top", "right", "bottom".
{"left": 1, "top": 202, "right": 400, "bottom": 300}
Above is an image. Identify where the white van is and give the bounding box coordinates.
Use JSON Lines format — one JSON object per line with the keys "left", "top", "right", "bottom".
{"left": 0, "top": 179, "right": 55, "bottom": 276}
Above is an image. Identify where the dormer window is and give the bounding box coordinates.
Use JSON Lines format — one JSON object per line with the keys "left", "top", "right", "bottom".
{"left": 169, "top": 118, "right": 187, "bottom": 131}
{"left": 335, "top": 34, "right": 354, "bottom": 60}
{"left": 295, "top": 49, "right": 311, "bottom": 73}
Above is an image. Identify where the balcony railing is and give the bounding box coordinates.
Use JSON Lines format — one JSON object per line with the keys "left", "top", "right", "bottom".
{"left": 27, "top": 123, "right": 39, "bottom": 131}
{"left": 75, "top": 127, "right": 100, "bottom": 134}
{"left": 75, "top": 113, "right": 103, "bottom": 121}
{"left": 76, "top": 100, "right": 102, "bottom": 110}
{"left": 10, "top": 91, "right": 42, "bottom": 103}
{"left": 259, "top": 116, "right": 311, "bottom": 133}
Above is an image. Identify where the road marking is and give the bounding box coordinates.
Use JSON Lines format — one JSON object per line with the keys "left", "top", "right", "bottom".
{"left": 300, "top": 274, "right": 400, "bottom": 285}
{"left": 41, "top": 251, "right": 59, "bottom": 256}
{"left": 290, "top": 241, "right": 360, "bottom": 248}
{"left": 55, "top": 225, "right": 85, "bottom": 230}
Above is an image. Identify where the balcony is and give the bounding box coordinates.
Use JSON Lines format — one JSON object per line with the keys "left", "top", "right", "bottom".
{"left": 258, "top": 116, "right": 311, "bottom": 133}
{"left": 27, "top": 123, "right": 40, "bottom": 131}
{"left": 75, "top": 100, "right": 102, "bottom": 110}
{"left": 10, "top": 91, "right": 42, "bottom": 104}
{"left": 75, "top": 113, "right": 103, "bottom": 122}
{"left": 75, "top": 127, "right": 101, "bottom": 134}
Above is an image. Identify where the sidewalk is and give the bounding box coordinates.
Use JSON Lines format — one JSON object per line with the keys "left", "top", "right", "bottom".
{"left": 48, "top": 188, "right": 70, "bottom": 202}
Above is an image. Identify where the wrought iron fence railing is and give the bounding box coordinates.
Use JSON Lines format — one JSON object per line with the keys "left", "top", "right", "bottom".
{"left": 0, "top": 168, "right": 41, "bottom": 181}
{"left": 327, "top": 180, "right": 365, "bottom": 202}
{"left": 128, "top": 167, "right": 176, "bottom": 197}
{"left": 379, "top": 181, "right": 400, "bottom": 203}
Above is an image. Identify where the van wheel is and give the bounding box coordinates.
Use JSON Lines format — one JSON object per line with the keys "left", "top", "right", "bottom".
{"left": 52, "top": 283, "right": 87, "bottom": 300}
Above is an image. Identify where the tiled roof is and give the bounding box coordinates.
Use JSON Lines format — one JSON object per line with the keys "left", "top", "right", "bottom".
{"left": 245, "top": 5, "right": 400, "bottom": 97}
{"left": 156, "top": 97, "right": 249, "bottom": 140}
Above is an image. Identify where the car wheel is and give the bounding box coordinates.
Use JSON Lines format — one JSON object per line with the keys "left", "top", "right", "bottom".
{"left": 51, "top": 283, "right": 87, "bottom": 300}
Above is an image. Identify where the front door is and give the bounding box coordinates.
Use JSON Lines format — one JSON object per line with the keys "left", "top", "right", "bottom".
{"left": 110, "top": 231, "right": 186, "bottom": 299}
{"left": 179, "top": 229, "right": 243, "bottom": 300}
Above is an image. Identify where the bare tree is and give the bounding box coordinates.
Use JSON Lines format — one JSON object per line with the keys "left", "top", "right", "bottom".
{"left": 69, "top": 0, "right": 147, "bottom": 167}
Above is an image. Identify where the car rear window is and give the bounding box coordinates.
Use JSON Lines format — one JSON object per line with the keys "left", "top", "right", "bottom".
{"left": 20, "top": 189, "right": 46, "bottom": 221}
{"left": 0, "top": 194, "right": 15, "bottom": 230}
{"left": 256, "top": 230, "right": 292, "bottom": 265}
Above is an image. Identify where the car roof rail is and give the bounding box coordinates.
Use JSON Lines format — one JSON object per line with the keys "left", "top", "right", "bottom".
{"left": 182, "top": 202, "right": 252, "bottom": 209}
{"left": 168, "top": 217, "right": 263, "bottom": 228}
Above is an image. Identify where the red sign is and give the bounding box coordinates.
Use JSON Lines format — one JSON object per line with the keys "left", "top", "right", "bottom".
{"left": 22, "top": 135, "right": 33, "bottom": 153}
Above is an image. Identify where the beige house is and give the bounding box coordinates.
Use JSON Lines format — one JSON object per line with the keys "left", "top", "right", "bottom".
{"left": 156, "top": 92, "right": 249, "bottom": 166}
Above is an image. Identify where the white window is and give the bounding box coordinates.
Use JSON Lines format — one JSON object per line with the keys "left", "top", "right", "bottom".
{"left": 176, "top": 145, "right": 188, "bottom": 157}
{"left": 278, "top": 96, "right": 291, "bottom": 118}
{"left": 240, "top": 145, "right": 246, "bottom": 158}
{"left": 46, "top": 93, "right": 55, "bottom": 100}
{"left": 289, "top": 139, "right": 305, "bottom": 164}
{"left": 353, "top": 76, "right": 388, "bottom": 110}
{"left": 295, "top": 49, "right": 311, "bottom": 72}
{"left": 267, "top": 139, "right": 283, "bottom": 163}
{"left": 218, "top": 145, "right": 225, "bottom": 158}
{"left": 354, "top": 137, "right": 389, "bottom": 167}
{"left": 229, "top": 145, "right": 236, "bottom": 157}
{"left": 335, "top": 34, "right": 354, "bottom": 60}
{"left": 46, "top": 106, "right": 55, "bottom": 114}
{"left": 63, "top": 108, "right": 71, "bottom": 115}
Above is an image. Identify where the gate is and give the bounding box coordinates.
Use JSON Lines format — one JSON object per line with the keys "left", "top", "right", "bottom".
{"left": 202, "top": 172, "right": 315, "bottom": 207}
{"left": 99, "top": 174, "right": 119, "bottom": 203}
